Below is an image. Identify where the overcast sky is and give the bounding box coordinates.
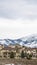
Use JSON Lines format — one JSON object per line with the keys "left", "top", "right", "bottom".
{"left": 0, "top": 0, "right": 37, "bottom": 39}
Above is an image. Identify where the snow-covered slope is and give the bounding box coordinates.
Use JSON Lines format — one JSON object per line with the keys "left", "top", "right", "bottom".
{"left": 0, "top": 35, "right": 37, "bottom": 48}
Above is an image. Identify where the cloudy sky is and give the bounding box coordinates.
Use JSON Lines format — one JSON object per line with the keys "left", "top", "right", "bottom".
{"left": 0, "top": 0, "right": 37, "bottom": 39}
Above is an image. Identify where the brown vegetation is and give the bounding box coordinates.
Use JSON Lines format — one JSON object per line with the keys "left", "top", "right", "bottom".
{"left": 0, "top": 58, "right": 37, "bottom": 65}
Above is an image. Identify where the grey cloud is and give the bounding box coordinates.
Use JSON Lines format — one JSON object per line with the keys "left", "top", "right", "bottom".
{"left": 0, "top": 0, "right": 37, "bottom": 19}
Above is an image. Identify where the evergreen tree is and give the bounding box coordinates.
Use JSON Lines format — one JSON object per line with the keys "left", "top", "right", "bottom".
{"left": 21, "top": 50, "right": 25, "bottom": 58}
{"left": 24, "top": 52, "right": 27, "bottom": 57}
{"left": 10, "top": 52, "right": 15, "bottom": 58}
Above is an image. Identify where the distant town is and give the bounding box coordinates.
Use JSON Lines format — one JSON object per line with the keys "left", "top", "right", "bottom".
{"left": 0, "top": 43, "right": 37, "bottom": 59}
{"left": 0, "top": 43, "right": 37, "bottom": 65}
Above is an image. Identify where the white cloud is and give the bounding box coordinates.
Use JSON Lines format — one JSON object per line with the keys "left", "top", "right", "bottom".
{"left": 0, "top": 0, "right": 37, "bottom": 39}
{"left": 0, "top": 18, "right": 37, "bottom": 39}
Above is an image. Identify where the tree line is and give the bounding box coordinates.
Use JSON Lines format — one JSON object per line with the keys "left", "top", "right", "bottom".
{"left": 10, "top": 50, "right": 32, "bottom": 60}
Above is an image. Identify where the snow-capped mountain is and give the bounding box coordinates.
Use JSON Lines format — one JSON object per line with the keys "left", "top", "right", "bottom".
{"left": 0, "top": 35, "right": 37, "bottom": 48}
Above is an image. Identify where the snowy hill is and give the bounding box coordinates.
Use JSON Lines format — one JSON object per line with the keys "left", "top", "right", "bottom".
{"left": 0, "top": 35, "right": 37, "bottom": 48}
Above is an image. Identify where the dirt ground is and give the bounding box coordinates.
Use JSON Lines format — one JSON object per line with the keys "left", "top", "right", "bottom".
{"left": 0, "top": 58, "right": 37, "bottom": 65}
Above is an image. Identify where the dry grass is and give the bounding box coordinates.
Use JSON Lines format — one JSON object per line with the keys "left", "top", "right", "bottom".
{"left": 0, "top": 58, "right": 37, "bottom": 65}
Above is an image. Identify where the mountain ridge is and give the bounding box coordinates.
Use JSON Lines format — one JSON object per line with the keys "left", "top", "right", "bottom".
{"left": 0, "top": 35, "right": 37, "bottom": 48}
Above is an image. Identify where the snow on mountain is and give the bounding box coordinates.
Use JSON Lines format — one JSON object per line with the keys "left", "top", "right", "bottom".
{"left": 0, "top": 35, "right": 37, "bottom": 48}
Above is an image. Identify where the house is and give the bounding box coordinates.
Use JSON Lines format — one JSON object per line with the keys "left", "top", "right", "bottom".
{"left": 27, "top": 50, "right": 31, "bottom": 54}
{"left": 8, "top": 44, "right": 15, "bottom": 48}
{"left": 1, "top": 47, "right": 16, "bottom": 58}
{"left": 0, "top": 44, "right": 4, "bottom": 50}
{"left": 31, "top": 49, "right": 37, "bottom": 57}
